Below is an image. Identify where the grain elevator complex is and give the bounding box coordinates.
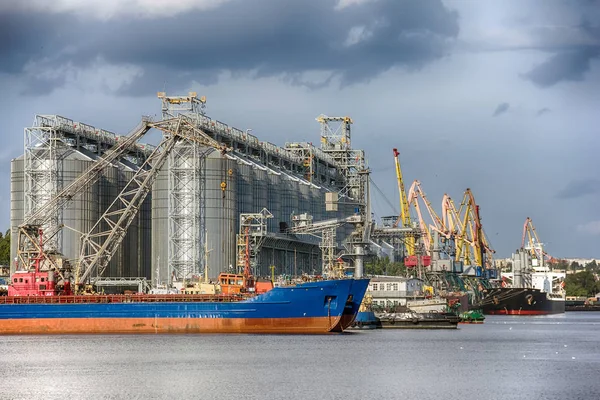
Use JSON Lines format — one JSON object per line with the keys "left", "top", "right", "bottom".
{"left": 10, "top": 93, "right": 370, "bottom": 288}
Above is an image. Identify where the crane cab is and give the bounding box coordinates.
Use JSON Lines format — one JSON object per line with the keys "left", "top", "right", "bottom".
{"left": 8, "top": 270, "right": 59, "bottom": 296}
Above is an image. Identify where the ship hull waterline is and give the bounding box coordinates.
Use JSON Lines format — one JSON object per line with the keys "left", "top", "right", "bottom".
{"left": 0, "top": 316, "right": 343, "bottom": 335}
{"left": 0, "top": 278, "right": 370, "bottom": 335}
{"left": 479, "top": 288, "right": 565, "bottom": 315}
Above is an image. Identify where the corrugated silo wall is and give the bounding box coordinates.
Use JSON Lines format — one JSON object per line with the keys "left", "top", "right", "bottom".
{"left": 152, "top": 150, "right": 238, "bottom": 283}
{"left": 10, "top": 155, "right": 151, "bottom": 280}
{"left": 10, "top": 159, "right": 24, "bottom": 274}
{"left": 150, "top": 150, "right": 362, "bottom": 281}
{"left": 151, "top": 167, "right": 168, "bottom": 285}
{"left": 205, "top": 152, "right": 237, "bottom": 276}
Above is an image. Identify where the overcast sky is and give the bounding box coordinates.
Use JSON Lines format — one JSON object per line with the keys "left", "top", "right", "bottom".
{"left": 0, "top": 0, "right": 598, "bottom": 258}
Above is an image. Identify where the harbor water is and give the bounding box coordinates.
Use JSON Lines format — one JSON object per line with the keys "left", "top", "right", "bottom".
{"left": 1, "top": 313, "right": 599, "bottom": 400}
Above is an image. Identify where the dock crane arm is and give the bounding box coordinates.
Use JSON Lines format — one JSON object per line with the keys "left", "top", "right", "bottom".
{"left": 392, "top": 148, "right": 415, "bottom": 256}
{"left": 16, "top": 119, "right": 153, "bottom": 274}
{"left": 75, "top": 117, "right": 227, "bottom": 286}
{"left": 521, "top": 217, "right": 552, "bottom": 262}
{"left": 392, "top": 148, "right": 410, "bottom": 229}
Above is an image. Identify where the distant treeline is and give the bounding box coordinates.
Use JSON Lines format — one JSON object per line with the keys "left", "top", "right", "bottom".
{"left": 0, "top": 230, "right": 10, "bottom": 266}
{"left": 565, "top": 271, "right": 600, "bottom": 298}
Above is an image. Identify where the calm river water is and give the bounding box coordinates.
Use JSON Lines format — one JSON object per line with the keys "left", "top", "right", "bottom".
{"left": 1, "top": 313, "right": 599, "bottom": 400}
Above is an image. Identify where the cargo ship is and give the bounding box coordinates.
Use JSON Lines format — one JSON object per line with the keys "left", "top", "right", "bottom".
{"left": 477, "top": 244, "right": 565, "bottom": 315}
{"left": 478, "top": 287, "right": 564, "bottom": 315}
{"left": 1, "top": 268, "right": 369, "bottom": 334}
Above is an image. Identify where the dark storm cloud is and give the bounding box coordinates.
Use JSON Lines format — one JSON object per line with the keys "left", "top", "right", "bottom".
{"left": 536, "top": 107, "right": 551, "bottom": 116}
{"left": 523, "top": 48, "right": 600, "bottom": 87}
{"left": 0, "top": 0, "right": 459, "bottom": 95}
{"left": 492, "top": 102, "right": 509, "bottom": 117}
{"left": 556, "top": 178, "right": 600, "bottom": 199}
{"left": 520, "top": 2, "right": 600, "bottom": 87}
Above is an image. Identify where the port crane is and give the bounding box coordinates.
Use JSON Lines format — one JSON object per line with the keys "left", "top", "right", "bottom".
{"left": 406, "top": 180, "right": 447, "bottom": 255}
{"left": 236, "top": 208, "right": 273, "bottom": 289}
{"left": 521, "top": 217, "right": 554, "bottom": 263}
{"left": 15, "top": 115, "right": 228, "bottom": 292}
{"left": 391, "top": 148, "right": 416, "bottom": 256}
{"left": 453, "top": 189, "right": 495, "bottom": 269}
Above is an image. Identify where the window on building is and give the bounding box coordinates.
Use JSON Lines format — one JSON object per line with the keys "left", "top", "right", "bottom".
{"left": 372, "top": 284, "right": 378, "bottom": 291}
{"left": 380, "top": 283, "right": 385, "bottom": 291}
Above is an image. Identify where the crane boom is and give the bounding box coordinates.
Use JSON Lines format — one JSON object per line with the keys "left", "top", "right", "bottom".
{"left": 25, "top": 119, "right": 152, "bottom": 228}
{"left": 75, "top": 117, "right": 226, "bottom": 285}
{"left": 521, "top": 217, "right": 552, "bottom": 262}
{"left": 453, "top": 189, "right": 493, "bottom": 268}
{"left": 16, "top": 119, "right": 153, "bottom": 274}
{"left": 392, "top": 148, "right": 415, "bottom": 256}
{"left": 407, "top": 180, "right": 447, "bottom": 255}
{"left": 392, "top": 148, "right": 410, "bottom": 228}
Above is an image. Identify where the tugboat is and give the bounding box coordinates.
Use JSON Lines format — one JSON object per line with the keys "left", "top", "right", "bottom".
{"left": 376, "top": 305, "right": 460, "bottom": 329}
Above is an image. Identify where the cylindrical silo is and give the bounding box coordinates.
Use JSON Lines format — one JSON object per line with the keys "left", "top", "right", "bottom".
{"left": 236, "top": 160, "right": 253, "bottom": 214}
{"left": 266, "top": 171, "right": 281, "bottom": 233}
{"left": 204, "top": 151, "right": 237, "bottom": 277}
{"left": 152, "top": 166, "right": 169, "bottom": 285}
{"left": 299, "top": 182, "right": 311, "bottom": 215}
{"left": 280, "top": 177, "right": 294, "bottom": 229}
{"left": 10, "top": 158, "right": 25, "bottom": 274}
{"left": 252, "top": 166, "right": 268, "bottom": 213}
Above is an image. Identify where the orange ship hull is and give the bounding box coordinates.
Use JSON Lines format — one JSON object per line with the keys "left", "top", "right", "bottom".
{"left": 0, "top": 316, "right": 344, "bottom": 335}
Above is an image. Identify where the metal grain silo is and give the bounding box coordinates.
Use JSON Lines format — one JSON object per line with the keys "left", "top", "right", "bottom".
{"left": 252, "top": 164, "right": 268, "bottom": 213}
{"left": 266, "top": 170, "right": 281, "bottom": 233}
{"left": 204, "top": 151, "right": 237, "bottom": 276}
{"left": 151, "top": 166, "right": 169, "bottom": 284}
{"left": 10, "top": 158, "right": 25, "bottom": 274}
{"left": 236, "top": 158, "right": 253, "bottom": 214}
{"left": 298, "top": 181, "right": 312, "bottom": 215}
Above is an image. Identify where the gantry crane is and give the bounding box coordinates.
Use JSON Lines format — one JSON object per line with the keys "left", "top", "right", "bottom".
{"left": 16, "top": 118, "right": 154, "bottom": 283}
{"left": 236, "top": 208, "right": 273, "bottom": 290}
{"left": 453, "top": 189, "right": 495, "bottom": 268}
{"left": 406, "top": 180, "right": 446, "bottom": 255}
{"left": 391, "top": 148, "right": 417, "bottom": 257}
{"left": 15, "top": 115, "right": 228, "bottom": 293}
{"left": 521, "top": 217, "right": 554, "bottom": 263}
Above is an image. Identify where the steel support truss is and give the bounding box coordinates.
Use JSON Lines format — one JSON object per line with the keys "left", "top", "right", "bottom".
{"left": 236, "top": 208, "right": 273, "bottom": 275}
{"left": 76, "top": 117, "right": 226, "bottom": 285}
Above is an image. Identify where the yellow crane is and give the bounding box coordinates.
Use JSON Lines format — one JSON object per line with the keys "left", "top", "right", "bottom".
{"left": 453, "top": 189, "right": 495, "bottom": 268}
{"left": 392, "top": 148, "right": 415, "bottom": 255}
{"left": 407, "top": 180, "right": 445, "bottom": 255}
{"left": 521, "top": 217, "right": 553, "bottom": 263}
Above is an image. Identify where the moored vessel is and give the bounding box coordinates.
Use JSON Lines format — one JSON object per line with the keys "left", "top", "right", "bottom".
{"left": 477, "top": 243, "right": 565, "bottom": 315}
{"left": 0, "top": 277, "right": 369, "bottom": 334}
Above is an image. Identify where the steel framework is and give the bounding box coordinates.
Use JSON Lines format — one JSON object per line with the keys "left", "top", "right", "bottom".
{"left": 75, "top": 117, "right": 226, "bottom": 285}
{"left": 23, "top": 116, "right": 69, "bottom": 253}
{"left": 159, "top": 92, "right": 208, "bottom": 280}
{"left": 17, "top": 118, "right": 152, "bottom": 275}
{"left": 236, "top": 208, "right": 273, "bottom": 276}
{"left": 317, "top": 114, "right": 365, "bottom": 201}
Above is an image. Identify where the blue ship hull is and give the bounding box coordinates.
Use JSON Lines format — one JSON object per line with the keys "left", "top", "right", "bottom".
{"left": 0, "top": 278, "right": 370, "bottom": 334}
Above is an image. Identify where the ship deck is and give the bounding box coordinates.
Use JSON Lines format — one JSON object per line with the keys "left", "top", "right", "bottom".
{"left": 0, "top": 294, "right": 251, "bottom": 305}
